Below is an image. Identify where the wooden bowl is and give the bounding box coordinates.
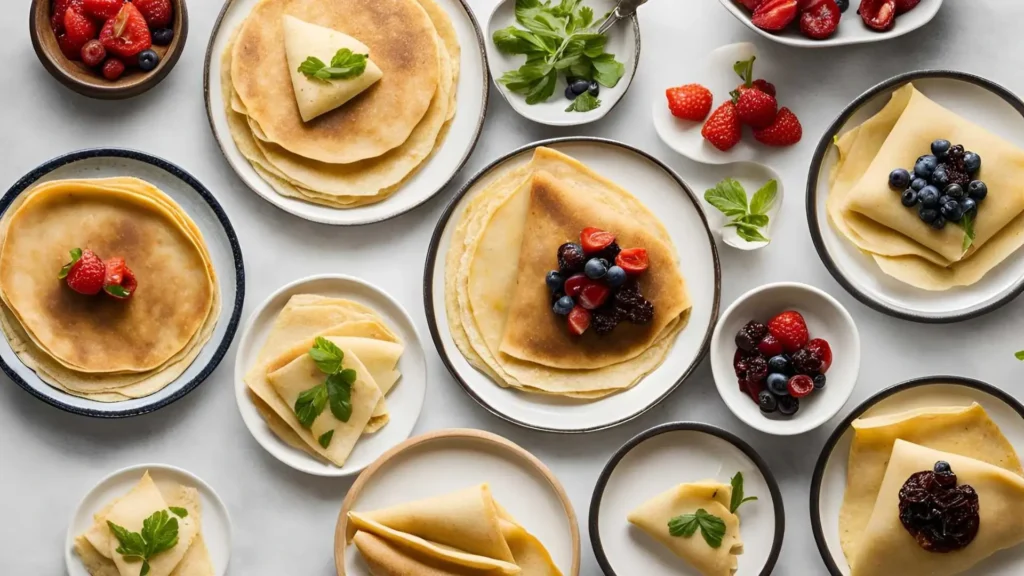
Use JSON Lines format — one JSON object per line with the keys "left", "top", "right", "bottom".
{"left": 29, "top": 0, "right": 188, "bottom": 99}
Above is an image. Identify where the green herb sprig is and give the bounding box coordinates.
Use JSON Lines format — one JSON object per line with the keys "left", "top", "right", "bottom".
{"left": 493, "top": 0, "right": 624, "bottom": 110}
{"left": 962, "top": 211, "right": 976, "bottom": 253}
{"left": 107, "top": 507, "right": 188, "bottom": 576}
{"left": 668, "top": 509, "right": 727, "bottom": 548}
{"left": 729, "top": 472, "right": 757, "bottom": 513}
{"left": 704, "top": 178, "right": 777, "bottom": 244}
{"left": 294, "top": 337, "right": 357, "bottom": 446}
{"left": 298, "top": 49, "right": 368, "bottom": 81}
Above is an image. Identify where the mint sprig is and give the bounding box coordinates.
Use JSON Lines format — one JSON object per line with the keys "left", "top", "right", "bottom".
{"left": 668, "top": 508, "right": 727, "bottom": 548}
{"left": 107, "top": 509, "right": 182, "bottom": 576}
{"left": 704, "top": 178, "right": 777, "bottom": 244}
{"left": 565, "top": 91, "right": 600, "bottom": 112}
{"left": 293, "top": 337, "right": 356, "bottom": 445}
{"left": 298, "top": 49, "right": 368, "bottom": 81}
{"left": 729, "top": 472, "right": 758, "bottom": 513}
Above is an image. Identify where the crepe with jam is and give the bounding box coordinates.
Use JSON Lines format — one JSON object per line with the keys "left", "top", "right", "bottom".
{"left": 828, "top": 83, "right": 1024, "bottom": 289}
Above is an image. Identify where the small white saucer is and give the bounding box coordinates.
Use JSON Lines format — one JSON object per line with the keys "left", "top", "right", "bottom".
{"left": 685, "top": 161, "right": 785, "bottom": 251}
{"left": 65, "top": 463, "right": 232, "bottom": 576}
{"left": 590, "top": 422, "right": 784, "bottom": 576}
{"left": 710, "top": 282, "right": 861, "bottom": 436}
{"left": 233, "top": 274, "right": 427, "bottom": 477}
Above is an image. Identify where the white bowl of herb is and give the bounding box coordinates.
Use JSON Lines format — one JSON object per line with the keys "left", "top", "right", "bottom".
{"left": 701, "top": 166, "right": 783, "bottom": 251}
{"left": 486, "top": 0, "right": 640, "bottom": 126}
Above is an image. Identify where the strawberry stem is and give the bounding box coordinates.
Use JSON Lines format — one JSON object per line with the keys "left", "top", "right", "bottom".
{"left": 733, "top": 56, "right": 755, "bottom": 88}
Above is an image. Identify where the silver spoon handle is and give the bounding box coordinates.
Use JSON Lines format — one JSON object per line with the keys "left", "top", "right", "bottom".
{"left": 597, "top": 11, "right": 622, "bottom": 34}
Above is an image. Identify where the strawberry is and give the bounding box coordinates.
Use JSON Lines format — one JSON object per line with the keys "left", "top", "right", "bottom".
{"left": 666, "top": 84, "right": 713, "bottom": 122}
{"left": 615, "top": 248, "right": 649, "bottom": 275}
{"left": 701, "top": 101, "right": 742, "bottom": 152}
{"left": 732, "top": 88, "right": 777, "bottom": 129}
{"left": 580, "top": 227, "right": 615, "bottom": 254}
{"left": 860, "top": 0, "right": 896, "bottom": 31}
{"left": 99, "top": 3, "right": 152, "bottom": 59}
{"left": 63, "top": 8, "right": 97, "bottom": 57}
{"left": 894, "top": 0, "right": 920, "bottom": 14}
{"left": 739, "top": 0, "right": 764, "bottom": 10}
{"left": 753, "top": 107, "right": 802, "bottom": 147}
{"left": 737, "top": 79, "right": 777, "bottom": 98}
{"left": 807, "top": 338, "right": 832, "bottom": 373}
{"left": 60, "top": 249, "right": 105, "bottom": 295}
{"left": 82, "top": 0, "right": 124, "bottom": 20}
{"left": 751, "top": 0, "right": 798, "bottom": 31}
{"left": 579, "top": 282, "right": 611, "bottom": 310}
{"left": 563, "top": 273, "right": 588, "bottom": 298}
{"left": 102, "top": 57, "right": 126, "bottom": 80}
{"left": 757, "top": 333, "right": 784, "bottom": 357}
{"left": 132, "top": 0, "right": 173, "bottom": 28}
{"left": 51, "top": 0, "right": 83, "bottom": 34}
{"left": 57, "top": 34, "right": 82, "bottom": 60}
{"left": 567, "top": 306, "right": 591, "bottom": 336}
{"left": 767, "top": 310, "right": 809, "bottom": 353}
{"left": 733, "top": 57, "right": 777, "bottom": 101}
{"left": 799, "top": 0, "right": 840, "bottom": 40}
{"left": 103, "top": 257, "right": 136, "bottom": 299}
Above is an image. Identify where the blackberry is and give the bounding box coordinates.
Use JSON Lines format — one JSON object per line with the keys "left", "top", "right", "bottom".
{"left": 592, "top": 307, "right": 622, "bottom": 335}
{"left": 791, "top": 348, "right": 823, "bottom": 375}
{"left": 735, "top": 320, "right": 768, "bottom": 352}
{"left": 746, "top": 355, "right": 768, "bottom": 383}
{"left": 627, "top": 298, "right": 655, "bottom": 324}
{"left": 944, "top": 166, "right": 971, "bottom": 187}
{"left": 593, "top": 242, "right": 621, "bottom": 263}
{"left": 613, "top": 281, "right": 656, "bottom": 325}
{"left": 948, "top": 144, "right": 965, "bottom": 163}
{"left": 557, "top": 243, "right": 586, "bottom": 273}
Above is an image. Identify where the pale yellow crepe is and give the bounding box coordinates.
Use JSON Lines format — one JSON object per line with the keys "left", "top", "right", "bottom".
{"left": 628, "top": 481, "right": 742, "bottom": 576}
{"left": 839, "top": 402, "right": 1022, "bottom": 560}
{"left": 282, "top": 16, "right": 383, "bottom": 123}
{"left": 352, "top": 531, "right": 514, "bottom": 575}
{"left": 849, "top": 441, "right": 1024, "bottom": 576}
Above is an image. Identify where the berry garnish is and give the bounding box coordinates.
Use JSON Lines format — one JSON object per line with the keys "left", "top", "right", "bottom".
{"left": 777, "top": 395, "right": 799, "bottom": 415}
{"left": 80, "top": 39, "right": 106, "bottom": 68}
{"left": 553, "top": 295, "right": 574, "bottom": 316}
{"left": 138, "top": 49, "right": 160, "bottom": 72}
{"left": 732, "top": 87, "right": 777, "bottom": 130}
{"left": 702, "top": 101, "right": 742, "bottom": 152}
{"left": 799, "top": 0, "right": 840, "bottom": 40}
{"left": 735, "top": 320, "right": 768, "bottom": 352}
{"left": 898, "top": 463, "right": 980, "bottom": 553}
{"left": 746, "top": 355, "right": 769, "bottom": 384}
{"left": 753, "top": 107, "right": 802, "bottom": 147}
{"left": 758, "top": 390, "right": 778, "bottom": 413}
{"left": 859, "top": 0, "right": 896, "bottom": 31}
{"left": 893, "top": 0, "right": 920, "bottom": 14}
{"left": 791, "top": 347, "right": 823, "bottom": 375}
{"left": 108, "top": 266, "right": 137, "bottom": 300}
{"left": 806, "top": 338, "right": 832, "bottom": 372}
{"left": 557, "top": 242, "right": 586, "bottom": 274}
{"left": 584, "top": 257, "right": 609, "bottom": 280}
{"left": 615, "top": 248, "right": 649, "bottom": 275}
{"left": 59, "top": 248, "right": 105, "bottom": 296}
{"left": 739, "top": 0, "right": 764, "bottom": 10}
{"left": 751, "top": 0, "right": 798, "bottom": 31}
{"left": 133, "top": 0, "right": 173, "bottom": 28}
{"left": 613, "top": 281, "right": 654, "bottom": 324}
{"left": 813, "top": 374, "right": 827, "bottom": 389}
{"left": 102, "top": 57, "right": 126, "bottom": 80}
{"left": 63, "top": 7, "right": 97, "bottom": 58}
{"left": 82, "top": 0, "right": 124, "bottom": 20}
{"left": 580, "top": 227, "right": 615, "bottom": 254}
{"left": 579, "top": 282, "right": 611, "bottom": 310}
{"left": 545, "top": 270, "right": 564, "bottom": 293}
{"left": 152, "top": 28, "right": 175, "bottom": 47}
{"left": 889, "top": 168, "right": 911, "bottom": 190}
{"left": 563, "top": 273, "right": 588, "bottom": 298}
{"left": 766, "top": 372, "right": 789, "bottom": 396}
{"left": 592, "top": 307, "right": 623, "bottom": 335}
{"left": 100, "top": 3, "right": 152, "bottom": 59}
{"left": 757, "top": 333, "right": 783, "bottom": 357}
{"left": 734, "top": 348, "right": 752, "bottom": 377}
{"left": 567, "top": 306, "right": 591, "bottom": 336}
{"left": 666, "top": 84, "right": 713, "bottom": 122}
{"left": 767, "top": 310, "right": 809, "bottom": 352}
{"left": 605, "top": 266, "right": 627, "bottom": 288}
{"left": 767, "top": 354, "right": 789, "bottom": 374}
{"left": 51, "top": 0, "right": 83, "bottom": 34}
{"left": 787, "top": 374, "right": 815, "bottom": 398}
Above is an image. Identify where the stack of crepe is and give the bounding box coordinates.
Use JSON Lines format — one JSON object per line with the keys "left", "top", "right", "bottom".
{"left": 74, "top": 471, "right": 215, "bottom": 576}
{"left": 346, "top": 484, "right": 562, "bottom": 575}
{"left": 244, "top": 294, "right": 404, "bottom": 467}
{"left": 222, "top": 0, "right": 460, "bottom": 209}
{"left": 828, "top": 83, "right": 1024, "bottom": 290}
{"left": 0, "top": 177, "right": 220, "bottom": 402}
{"left": 445, "top": 147, "right": 691, "bottom": 400}
{"left": 840, "top": 402, "right": 1024, "bottom": 575}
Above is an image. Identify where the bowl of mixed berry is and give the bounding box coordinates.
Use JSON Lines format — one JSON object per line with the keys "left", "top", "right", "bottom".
{"left": 31, "top": 0, "right": 188, "bottom": 99}
{"left": 711, "top": 282, "right": 860, "bottom": 435}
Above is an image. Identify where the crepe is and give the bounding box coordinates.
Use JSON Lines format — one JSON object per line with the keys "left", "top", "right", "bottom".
{"left": 627, "top": 481, "right": 743, "bottom": 576}
{"left": 839, "top": 403, "right": 1022, "bottom": 560}
{"left": 444, "top": 147, "right": 691, "bottom": 398}
{"left": 828, "top": 83, "right": 1024, "bottom": 289}
{"left": 849, "top": 441, "right": 1024, "bottom": 576}
{"left": 0, "top": 178, "right": 220, "bottom": 401}
{"left": 353, "top": 531, "right": 507, "bottom": 576}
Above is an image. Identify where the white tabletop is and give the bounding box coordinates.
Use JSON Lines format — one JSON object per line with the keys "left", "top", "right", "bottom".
{"left": 2, "top": 1, "right": 1022, "bottom": 574}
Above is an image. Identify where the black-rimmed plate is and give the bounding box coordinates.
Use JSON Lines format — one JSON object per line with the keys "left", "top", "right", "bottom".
{"left": 0, "top": 149, "right": 244, "bottom": 417}
{"left": 423, "top": 137, "right": 721, "bottom": 433}
{"left": 811, "top": 376, "right": 1024, "bottom": 575}
{"left": 590, "top": 422, "right": 784, "bottom": 576}
{"left": 807, "top": 70, "right": 1024, "bottom": 323}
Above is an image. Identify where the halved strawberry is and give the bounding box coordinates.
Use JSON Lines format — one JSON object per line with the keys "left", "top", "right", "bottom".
{"left": 860, "top": 0, "right": 896, "bottom": 31}
{"left": 83, "top": 0, "right": 124, "bottom": 20}
{"left": 563, "top": 273, "right": 588, "bottom": 298}
{"left": 894, "top": 0, "right": 920, "bottom": 14}
{"left": 579, "top": 282, "right": 611, "bottom": 310}
{"left": 103, "top": 257, "right": 136, "bottom": 299}
{"left": 751, "top": 0, "right": 798, "bottom": 31}
{"left": 63, "top": 7, "right": 97, "bottom": 57}
{"left": 739, "top": 0, "right": 764, "bottom": 10}
{"left": 799, "top": 0, "right": 840, "bottom": 40}
{"left": 615, "top": 248, "right": 649, "bottom": 275}
{"left": 568, "top": 306, "right": 591, "bottom": 336}
{"left": 99, "top": 2, "right": 152, "bottom": 59}
{"left": 580, "top": 227, "right": 615, "bottom": 254}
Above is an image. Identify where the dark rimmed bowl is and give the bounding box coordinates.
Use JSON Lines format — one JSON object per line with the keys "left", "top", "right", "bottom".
{"left": 30, "top": 0, "right": 188, "bottom": 99}
{"left": 590, "top": 422, "right": 785, "bottom": 575}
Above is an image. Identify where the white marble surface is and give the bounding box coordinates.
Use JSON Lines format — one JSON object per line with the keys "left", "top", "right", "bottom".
{"left": 1, "top": 0, "right": 1022, "bottom": 574}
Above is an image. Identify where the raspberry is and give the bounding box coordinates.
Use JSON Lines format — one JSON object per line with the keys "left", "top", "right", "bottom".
{"left": 557, "top": 243, "right": 586, "bottom": 274}
{"left": 80, "top": 39, "right": 106, "bottom": 67}
{"left": 102, "top": 57, "right": 125, "bottom": 80}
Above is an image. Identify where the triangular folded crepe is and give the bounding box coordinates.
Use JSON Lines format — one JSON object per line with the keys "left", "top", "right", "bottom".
{"left": 498, "top": 171, "right": 689, "bottom": 370}
{"left": 282, "top": 15, "right": 384, "bottom": 123}
{"left": 839, "top": 403, "right": 1022, "bottom": 559}
{"left": 627, "top": 481, "right": 742, "bottom": 576}
{"left": 849, "top": 440, "right": 1024, "bottom": 576}
{"left": 352, "top": 531, "right": 514, "bottom": 575}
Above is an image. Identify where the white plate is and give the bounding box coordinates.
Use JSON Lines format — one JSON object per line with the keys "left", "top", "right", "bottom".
{"left": 590, "top": 422, "right": 784, "bottom": 576}
{"left": 203, "top": 0, "right": 489, "bottom": 226}
{"left": 717, "top": 0, "right": 943, "bottom": 49}
{"left": 233, "top": 274, "right": 427, "bottom": 477}
{"left": 808, "top": 71, "right": 1024, "bottom": 322}
{"left": 0, "top": 149, "right": 244, "bottom": 418}
{"left": 334, "top": 429, "right": 581, "bottom": 575}
{"left": 484, "top": 0, "right": 640, "bottom": 126}
{"left": 423, "top": 137, "right": 721, "bottom": 433}
{"left": 710, "top": 282, "right": 861, "bottom": 436}
{"left": 811, "top": 376, "right": 1024, "bottom": 575}
{"left": 65, "top": 463, "right": 233, "bottom": 576}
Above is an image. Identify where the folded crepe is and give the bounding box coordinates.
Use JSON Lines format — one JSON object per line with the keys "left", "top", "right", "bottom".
{"left": 627, "top": 481, "right": 742, "bottom": 576}
{"left": 347, "top": 484, "right": 561, "bottom": 575}
{"left": 829, "top": 83, "right": 1024, "bottom": 289}
{"left": 849, "top": 440, "right": 1024, "bottom": 576}
{"left": 839, "top": 403, "right": 1023, "bottom": 560}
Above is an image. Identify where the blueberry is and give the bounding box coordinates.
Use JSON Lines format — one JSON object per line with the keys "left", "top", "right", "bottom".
{"left": 584, "top": 258, "right": 608, "bottom": 279}
{"left": 919, "top": 207, "right": 939, "bottom": 223}
{"left": 919, "top": 185, "right": 940, "bottom": 208}
{"left": 545, "top": 271, "right": 564, "bottom": 292}
{"left": 914, "top": 155, "right": 938, "bottom": 178}
{"left": 766, "top": 373, "right": 789, "bottom": 396}
{"left": 931, "top": 214, "right": 947, "bottom": 229}
{"left": 588, "top": 81, "right": 600, "bottom": 97}
{"left": 911, "top": 178, "right": 928, "bottom": 192}
{"left": 605, "top": 265, "right": 627, "bottom": 288}
{"left": 941, "top": 200, "right": 963, "bottom": 221}
{"left": 767, "top": 355, "right": 790, "bottom": 374}
{"left": 571, "top": 79, "right": 591, "bottom": 96}
{"left": 813, "top": 374, "right": 827, "bottom": 389}
{"left": 758, "top": 390, "right": 778, "bottom": 413}
{"left": 152, "top": 28, "right": 174, "bottom": 46}
{"left": 835, "top": 0, "right": 849, "bottom": 12}
{"left": 968, "top": 180, "right": 988, "bottom": 201}
{"left": 931, "top": 139, "right": 952, "bottom": 159}
{"left": 777, "top": 395, "right": 800, "bottom": 416}
{"left": 934, "top": 460, "right": 952, "bottom": 474}
{"left": 960, "top": 197, "right": 977, "bottom": 215}
{"left": 899, "top": 189, "right": 918, "bottom": 207}
{"left": 929, "top": 166, "right": 950, "bottom": 188}
{"left": 938, "top": 196, "right": 952, "bottom": 208}
{"left": 138, "top": 49, "right": 160, "bottom": 72}
{"left": 889, "top": 168, "right": 911, "bottom": 190}
{"left": 564, "top": 86, "right": 576, "bottom": 100}
{"left": 553, "top": 295, "right": 574, "bottom": 315}
{"left": 944, "top": 183, "right": 965, "bottom": 200}
{"left": 964, "top": 151, "right": 981, "bottom": 175}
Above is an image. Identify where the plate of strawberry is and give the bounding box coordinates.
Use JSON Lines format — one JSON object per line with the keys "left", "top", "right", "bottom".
{"left": 31, "top": 0, "right": 188, "bottom": 99}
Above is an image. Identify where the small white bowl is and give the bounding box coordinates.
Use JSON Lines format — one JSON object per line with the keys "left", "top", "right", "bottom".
{"left": 484, "top": 0, "right": 640, "bottom": 126}
{"left": 717, "top": 0, "right": 944, "bottom": 49}
{"left": 710, "top": 282, "right": 860, "bottom": 435}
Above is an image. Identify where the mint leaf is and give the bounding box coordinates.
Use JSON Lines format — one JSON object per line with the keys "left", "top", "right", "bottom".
{"left": 668, "top": 509, "right": 727, "bottom": 548}
{"left": 104, "top": 285, "right": 132, "bottom": 298}
{"left": 730, "top": 472, "right": 757, "bottom": 513}
{"left": 668, "top": 514, "right": 700, "bottom": 538}
{"left": 962, "top": 211, "right": 976, "bottom": 253}
{"left": 706, "top": 178, "right": 774, "bottom": 244}
{"left": 493, "top": 26, "right": 548, "bottom": 54}
{"left": 58, "top": 248, "right": 83, "bottom": 280}
{"left": 739, "top": 213, "right": 769, "bottom": 228}
{"left": 309, "top": 337, "right": 344, "bottom": 375}
{"left": 704, "top": 179, "right": 749, "bottom": 218}
{"left": 326, "top": 372, "right": 353, "bottom": 422}
{"left": 1016, "top": 350, "right": 1024, "bottom": 361}
{"left": 298, "top": 49, "right": 367, "bottom": 81}
{"left": 294, "top": 384, "right": 328, "bottom": 429}
{"left": 591, "top": 53, "right": 624, "bottom": 87}
{"left": 730, "top": 222, "right": 770, "bottom": 243}
{"left": 318, "top": 430, "right": 334, "bottom": 448}
{"left": 107, "top": 509, "right": 181, "bottom": 575}
{"left": 168, "top": 507, "right": 188, "bottom": 518}
{"left": 749, "top": 179, "right": 778, "bottom": 216}
{"left": 565, "top": 91, "right": 601, "bottom": 112}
